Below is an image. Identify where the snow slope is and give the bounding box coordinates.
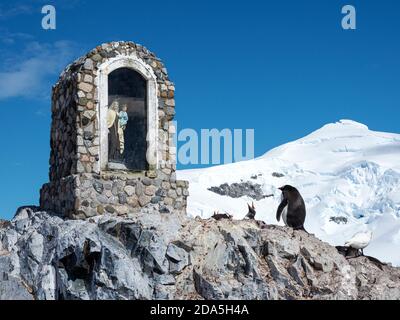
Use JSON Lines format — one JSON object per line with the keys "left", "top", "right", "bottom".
{"left": 178, "top": 120, "right": 400, "bottom": 266}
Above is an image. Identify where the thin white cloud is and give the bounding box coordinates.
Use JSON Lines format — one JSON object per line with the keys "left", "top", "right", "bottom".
{"left": 0, "top": 40, "right": 81, "bottom": 100}
{"left": 0, "top": 30, "right": 34, "bottom": 45}
{"left": 0, "top": 4, "right": 33, "bottom": 20}
{"left": 0, "top": 0, "right": 83, "bottom": 20}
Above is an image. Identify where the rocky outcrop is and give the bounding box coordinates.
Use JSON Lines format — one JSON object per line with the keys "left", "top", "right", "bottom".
{"left": 0, "top": 207, "right": 399, "bottom": 300}
{"left": 208, "top": 182, "right": 272, "bottom": 201}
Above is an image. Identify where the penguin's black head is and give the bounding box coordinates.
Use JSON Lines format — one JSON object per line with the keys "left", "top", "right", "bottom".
{"left": 278, "top": 185, "right": 299, "bottom": 198}
{"left": 278, "top": 185, "right": 297, "bottom": 192}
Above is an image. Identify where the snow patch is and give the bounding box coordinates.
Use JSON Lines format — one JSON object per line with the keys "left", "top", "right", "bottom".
{"left": 179, "top": 120, "right": 400, "bottom": 266}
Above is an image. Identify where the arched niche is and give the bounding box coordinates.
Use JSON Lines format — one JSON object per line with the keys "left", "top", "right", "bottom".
{"left": 97, "top": 56, "right": 158, "bottom": 172}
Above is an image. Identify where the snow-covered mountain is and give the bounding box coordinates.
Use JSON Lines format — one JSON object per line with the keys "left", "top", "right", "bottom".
{"left": 178, "top": 120, "right": 400, "bottom": 266}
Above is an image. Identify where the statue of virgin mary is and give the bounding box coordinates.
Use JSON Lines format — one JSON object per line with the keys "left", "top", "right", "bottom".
{"left": 107, "top": 101, "right": 121, "bottom": 162}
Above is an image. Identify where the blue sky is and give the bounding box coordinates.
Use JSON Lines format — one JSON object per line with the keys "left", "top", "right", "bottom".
{"left": 0, "top": 0, "right": 399, "bottom": 219}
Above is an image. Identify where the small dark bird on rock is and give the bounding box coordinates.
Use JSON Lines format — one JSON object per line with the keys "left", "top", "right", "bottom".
{"left": 212, "top": 211, "right": 232, "bottom": 220}
{"left": 276, "top": 185, "right": 307, "bottom": 231}
{"left": 245, "top": 202, "right": 256, "bottom": 219}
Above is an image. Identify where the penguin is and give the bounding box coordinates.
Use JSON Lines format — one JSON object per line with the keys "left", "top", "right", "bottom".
{"left": 344, "top": 230, "right": 372, "bottom": 256}
{"left": 276, "top": 185, "right": 306, "bottom": 231}
{"left": 245, "top": 202, "right": 256, "bottom": 219}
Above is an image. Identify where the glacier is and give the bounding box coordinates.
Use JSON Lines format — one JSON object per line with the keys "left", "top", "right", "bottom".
{"left": 178, "top": 120, "right": 400, "bottom": 266}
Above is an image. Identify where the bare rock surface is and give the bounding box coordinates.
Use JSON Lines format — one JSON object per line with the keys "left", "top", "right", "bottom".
{"left": 0, "top": 207, "right": 399, "bottom": 300}
{"left": 208, "top": 182, "right": 269, "bottom": 200}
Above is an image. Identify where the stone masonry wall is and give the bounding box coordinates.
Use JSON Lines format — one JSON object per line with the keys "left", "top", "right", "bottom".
{"left": 40, "top": 41, "right": 188, "bottom": 219}
{"left": 49, "top": 77, "right": 78, "bottom": 181}
{"left": 40, "top": 167, "right": 189, "bottom": 219}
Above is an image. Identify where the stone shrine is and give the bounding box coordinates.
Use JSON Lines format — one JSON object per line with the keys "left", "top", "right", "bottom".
{"left": 40, "top": 41, "right": 189, "bottom": 219}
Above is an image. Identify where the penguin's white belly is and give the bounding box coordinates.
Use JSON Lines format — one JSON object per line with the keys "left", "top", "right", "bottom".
{"left": 349, "top": 241, "right": 368, "bottom": 250}
{"left": 345, "top": 232, "right": 372, "bottom": 249}
{"left": 282, "top": 205, "right": 288, "bottom": 226}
